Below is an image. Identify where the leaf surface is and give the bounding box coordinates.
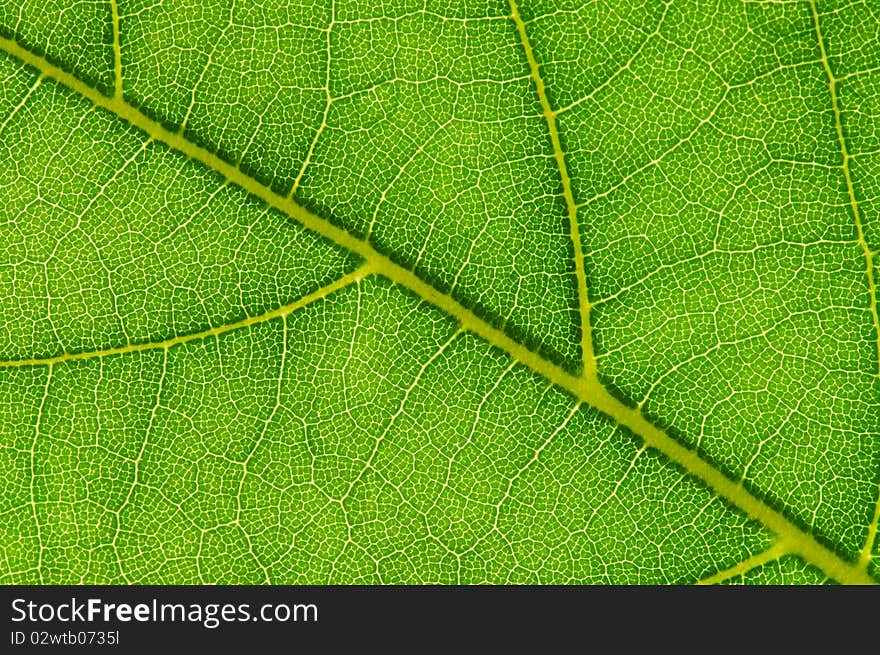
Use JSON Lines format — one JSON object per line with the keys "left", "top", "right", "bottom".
{"left": 0, "top": 0, "right": 877, "bottom": 584}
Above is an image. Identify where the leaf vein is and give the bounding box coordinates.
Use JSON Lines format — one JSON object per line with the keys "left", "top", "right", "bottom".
{"left": 1, "top": 36, "right": 874, "bottom": 584}
{"left": 508, "top": 0, "right": 594, "bottom": 378}
{"left": 808, "top": 0, "right": 880, "bottom": 571}
{"left": 0, "top": 265, "right": 371, "bottom": 367}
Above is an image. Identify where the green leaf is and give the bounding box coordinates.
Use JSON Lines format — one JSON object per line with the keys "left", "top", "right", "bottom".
{"left": 0, "top": 0, "right": 877, "bottom": 584}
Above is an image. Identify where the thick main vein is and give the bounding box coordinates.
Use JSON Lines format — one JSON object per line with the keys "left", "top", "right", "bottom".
{"left": 0, "top": 36, "right": 875, "bottom": 584}
{"left": 808, "top": 0, "right": 880, "bottom": 572}
{"left": 508, "top": 0, "right": 595, "bottom": 377}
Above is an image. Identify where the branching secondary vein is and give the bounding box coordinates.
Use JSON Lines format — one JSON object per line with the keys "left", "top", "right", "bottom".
{"left": 508, "top": 0, "right": 595, "bottom": 378}
{"left": 109, "top": 0, "right": 123, "bottom": 99}
{"left": 696, "top": 542, "right": 787, "bottom": 585}
{"left": 808, "top": 0, "right": 880, "bottom": 572}
{"left": 0, "top": 265, "right": 371, "bottom": 367}
{"left": 0, "top": 36, "right": 875, "bottom": 584}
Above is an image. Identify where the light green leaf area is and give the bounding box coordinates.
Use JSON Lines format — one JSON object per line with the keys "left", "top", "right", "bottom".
{"left": 0, "top": 0, "right": 877, "bottom": 584}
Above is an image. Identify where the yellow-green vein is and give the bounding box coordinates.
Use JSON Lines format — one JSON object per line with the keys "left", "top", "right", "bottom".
{"left": 0, "top": 265, "right": 371, "bottom": 368}
{"left": 508, "top": 0, "right": 595, "bottom": 378}
{"left": 808, "top": 0, "right": 880, "bottom": 572}
{"left": 0, "top": 36, "right": 875, "bottom": 584}
{"left": 109, "top": 0, "right": 123, "bottom": 99}
{"left": 696, "top": 542, "right": 788, "bottom": 585}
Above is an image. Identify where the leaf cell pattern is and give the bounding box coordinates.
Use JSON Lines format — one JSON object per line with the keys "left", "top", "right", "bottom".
{"left": 0, "top": 0, "right": 878, "bottom": 584}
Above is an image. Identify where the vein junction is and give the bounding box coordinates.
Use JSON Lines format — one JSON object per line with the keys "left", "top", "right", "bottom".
{"left": 0, "top": 267, "right": 371, "bottom": 367}
{"left": 0, "top": 35, "right": 875, "bottom": 585}
{"left": 508, "top": 0, "right": 595, "bottom": 377}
